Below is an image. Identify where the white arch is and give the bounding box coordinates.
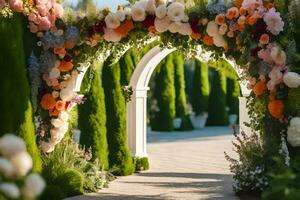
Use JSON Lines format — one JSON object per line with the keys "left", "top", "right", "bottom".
{"left": 126, "top": 45, "right": 249, "bottom": 157}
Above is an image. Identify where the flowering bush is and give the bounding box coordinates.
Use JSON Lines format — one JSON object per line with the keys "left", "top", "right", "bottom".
{"left": 0, "top": 134, "right": 45, "bottom": 200}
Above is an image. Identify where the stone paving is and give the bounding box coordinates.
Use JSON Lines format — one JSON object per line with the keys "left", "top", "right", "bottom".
{"left": 67, "top": 127, "right": 238, "bottom": 200}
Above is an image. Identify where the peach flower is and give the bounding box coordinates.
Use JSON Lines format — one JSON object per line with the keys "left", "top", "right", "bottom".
{"left": 9, "top": 0, "right": 23, "bottom": 12}
{"left": 215, "top": 14, "right": 226, "bottom": 25}
{"left": 259, "top": 34, "right": 269, "bottom": 45}
{"left": 37, "top": 16, "right": 51, "bottom": 31}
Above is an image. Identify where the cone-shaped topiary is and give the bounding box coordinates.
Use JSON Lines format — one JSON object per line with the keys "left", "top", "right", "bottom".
{"left": 173, "top": 52, "right": 193, "bottom": 130}
{"left": 102, "top": 58, "right": 134, "bottom": 176}
{"left": 151, "top": 53, "right": 176, "bottom": 131}
{"left": 226, "top": 78, "right": 240, "bottom": 115}
{"left": 78, "top": 62, "right": 109, "bottom": 169}
{"left": 191, "top": 60, "right": 210, "bottom": 115}
{"left": 0, "top": 13, "right": 41, "bottom": 172}
{"left": 207, "top": 67, "right": 228, "bottom": 126}
{"left": 120, "top": 49, "right": 137, "bottom": 86}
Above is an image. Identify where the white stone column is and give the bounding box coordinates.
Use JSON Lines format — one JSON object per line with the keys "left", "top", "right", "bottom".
{"left": 126, "top": 86, "right": 149, "bottom": 157}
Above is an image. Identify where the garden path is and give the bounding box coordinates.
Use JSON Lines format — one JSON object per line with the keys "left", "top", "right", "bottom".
{"left": 67, "top": 127, "right": 238, "bottom": 200}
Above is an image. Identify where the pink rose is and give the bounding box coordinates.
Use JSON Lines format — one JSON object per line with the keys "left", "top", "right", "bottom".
{"left": 28, "top": 13, "right": 38, "bottom": 23}
{"left": 36, "top": 4, "right": 48, "bottom": 16}
{"left": 0, "top": 0, "right": 6, "bottom": 8}
{"left": 263, "top": 8, "right": 284, "bottom": 35}
{"left": 29, "top": 23, "right": 38, "bottom": 33}
{"left": 54, "top": 3, "right": 64, "bottom": 18}
{"left": 9, "top": 0, "right": 23, "bottom": 12}
{"left": 37, "top": 16, "right": 51, "bottom": 31}
{"left": 47, "top": 13, "right": 56, "bottom": 26}
{"left": 268, "top": 67, "right": 283, "bottom": 86}
{"left": 36, "top": 0, "right": 48, "bottom": 5}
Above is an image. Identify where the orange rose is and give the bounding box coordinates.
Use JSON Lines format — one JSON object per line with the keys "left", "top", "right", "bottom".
{"left": 259, "top": 34, "right": 269, "bottom": 45}
{"left": 227, "top": 31, "right": 234, "bottom": 38}
{"left": 268, "top": 100, "right": 284, "bottom": 121}
{"left": 226, "top": 7, "right": 239, "bottom": 19}
{"left": 148, "top": 26, "right": 156, "bottom": 33}
{"left": 234, "top": 0, "right": 243, "bottom": 8}
{"left": 58, "top": 60, "right": 73, "bottom": 72}
{"left": 203, "top": 35, "right": 214, "bottom": 46}
{"left": 191, "top": 32, "right": 201, "bottom": 40}
{"left": 53, "top": 47, "right": 66, "bottom": 57}
{"left": 41, "top": 93, "right": 56, "bottom": 110}
{"left": 239, "top": 7, "right": 247, "bottom": 16}
{"left": 49, "top": 108, "right": 60, "bottom": 117}
{"left": 215, "top": 14, "right": 226, "bottom": 25}
{"left": 265, "top": 2, "right": 273, "bottom": 9}
{"left": 253, "top": 81, "right": 267, "bottom": 96}
{"left": 55, "top": 100, "right": 65, "bottom": 111}
{"left": 64, "top": 41, "right": 75, "bottom": 49}
{"left": 115, "top": 20, "right": 134, "bottom": 37}
{"left": 247, "top": 16, "right": 257, "bottom": 26}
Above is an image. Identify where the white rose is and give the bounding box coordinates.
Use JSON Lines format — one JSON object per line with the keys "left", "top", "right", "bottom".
{"left": 0, "top": 158, "right": 14, "bottom": 177}
{"left": 219, "top": 23, "right": 228, "bottom": 35}
{"left": 49, "top": 67, "right": 60, "bottom": 80}
{"left": 290, "top": 117, "right": 300, "bottom": 127}
{"left": 58, "top": 111, "right": 69, "bottom": 122}
{"left": 206, "top": 21, "right": 219, "bottom": 37}
{"left": 116, "top": 10, "right": 126, "bottom": 21}
{"left": 60, "top": 87, "right": 74, "bottom": 101}
{"left": 0, "top": 183, "right": 20, "bottom": 199}
{"left": 105, "top": 13, "right": 120, "bottom": 29}
{"left": 22, "top": 173, "right": 46, "bottom": 199}
{"left": 283, "top": 72, "right": 300, "bottom": 88}
{"left": 0, "top": 134, "right": 26, "bottom": 158}
{"left": 287, "top": 118, "right": 300, "bottom": 147}
{"left": 167, "top": 2, "right": 185, "bottom": 22}
{"left": 124, "top": 7, "right": 131, "bottom": 16}
{"left": 131, "top": 4, "right": 146, "bottom": 21}
{"left": 155, "top": 4, "right": 167, "bottom": 19}
{"left": 270, "top": 46, "right": 286, "bottom": 65}
{"left": 51, "top": 118, "right": 64, "bottom": 128}
{"left": 50, "top": 128, "right": 64, "bottom": 144}
{"left": 154, "top": 16, "right": 171, "bottom": 32}
{"left": 213, "top": 33, "right": 227, "bottom": 48}
{"left": 168, "top": 22, "right": 181, "bottom": 33}
{"left": 135, "top": 0, "right": 148, "bottom": 9}
{"left": 145, "top": 0, "right": 156, "bottom": 13}
{"left": 103, "top": 27, "right": 122, "bottom": 42}
{"left": 178, "top": 23, "right": 192, "bottom": 35}
{"left": 10, "top": 152, "right": 33, "bottom": 177}
{"left": 41, "top": 141, "right": 55, "bottom": 153}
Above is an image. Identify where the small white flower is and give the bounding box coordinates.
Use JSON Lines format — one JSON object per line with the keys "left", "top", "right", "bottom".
{"left": 287, "top": 117, "right": 300, "bottom": 147}
{"left": 9, "top": 152, "right": 33, "bottom": 177}
{"left": 131, "top": 4, "right": 146, "bottom": 21}
{"left": 0, "top": 158, "right": 14, "bottom": 177}
{"left": 41, "top": 141, "right": 55, "bottom": 153}
{"left": 167, "top": 2, "right": 185, "bottom": 22}
{"left": 155, "top": 4, "right": 167, "bottom": 19}
{"left": 283, "top": 72, "right": 300, "bottom": 88}
{"left": 22, "top": 173, "right": 46, "bottom": 199}
{"left": 105, "top": 13, "right": 121, "bottom": 29}
{"left": 0, "top": 183, "right": 20, "bottom": 199}
{"left": 0, "top": 134, "right": 26, "bottom": 158}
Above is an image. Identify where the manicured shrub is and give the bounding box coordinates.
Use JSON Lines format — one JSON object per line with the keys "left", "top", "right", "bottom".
{"left": 120, "top": 49, "right": 138, "bottom": 86}
{"left": 134, "top": 157, "right": 150, "bottom": 172}
{"left": 151, "top": 54, "right": 176, "bottom": 131}
{"left": 102, "top": 58, "right": 135, "bottom": 176}
{"left": 191, "top": 59, "right": 210, "bottom": 115}
{"left": 40, "top": 185, "right": 66, "bottom": 200}
{"left": 56, "top": 169, "right": 84, "bottom": 196}
{"left": 288, "top": 87, "right": 300, "bottom": 113}
{"left": 207, "top": 68, "right": 228, "bottom": 125}
{"left": 226, "top": 78, "right": 240, "bottom": 115}
{"left": 0, "top": 13, "right": 41, "bottom": 171}
{"left": 173, "top": 52, "right": 193, "bottom": 130}
{"left": 78, "top": 62, "right": 109, "bottom": 169}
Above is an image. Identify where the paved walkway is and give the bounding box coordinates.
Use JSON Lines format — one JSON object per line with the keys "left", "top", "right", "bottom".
{"left": 67, "top": 127, "right": 238, "bottom": 200}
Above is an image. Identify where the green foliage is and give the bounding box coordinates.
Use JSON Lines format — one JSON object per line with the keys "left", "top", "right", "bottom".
{"left": 191, "top": 59, "right": 210, "bottom": 115}
{"left": 288, "top": 87, "right": 300, "bottom": 114}
{"left": 134, "top": 157, "right": 150, "bottom": 172}
{"left": 42, "top": 141, "right": 109, "bottom": 197}
{"left": 226, "top": 78, "right": 240, "bottom": 115}
{"left": 102, "top": 59, "right": 135, "bottom": 176}
{"left": 120, "top": 49, "right": 139, "bottom": 86}
{"left": 79, "top": 62, "right": 109, "bottom": 169}
{"left": 40, "top": 185, "right": 65, "bottom": 200}
{"left": 0, "top": 13, "right": 41, "bottom": 171}
{"left": 151, "top": 53, "right": 176, "bottom": 131}
{"left": 207, "top": 68, "right": 228, "bottom": 126}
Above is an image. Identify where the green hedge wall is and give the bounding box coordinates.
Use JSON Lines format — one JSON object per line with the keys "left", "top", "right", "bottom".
{"left": 151, "top": 53, "right": 176, "bottom": 131}
{"left": 0, "top": 14, "right": 41, "bottom": 171}
{"left": 78, "top": 62, "right": 109, "bottom": 169}
{"left": 206, "top": 68, "right": 228, "bottom": 126}
{"left": 102, "top": 59, "right": 134, "bottom": 175}
{"left": 191, "top": 60, "right": 210, "bottom": 115}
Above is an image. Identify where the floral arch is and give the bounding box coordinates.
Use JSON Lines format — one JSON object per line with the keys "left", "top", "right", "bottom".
{"left": 2, "top": 0, "right": 300, "bottom": 193}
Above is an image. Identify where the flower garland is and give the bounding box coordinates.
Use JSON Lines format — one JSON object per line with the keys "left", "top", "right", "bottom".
{"left": 2, "top": 0, "right": 300, "bottom": 152}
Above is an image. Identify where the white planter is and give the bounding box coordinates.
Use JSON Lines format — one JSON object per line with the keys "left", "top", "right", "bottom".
{"left": 229, "top": 114, "right": 238, "bottom": 126}
{"left": 173, "top": 118, "right": 182, "bottom": 129}
{"left": 191, "top": 112, "right": 208, "bottom": 129}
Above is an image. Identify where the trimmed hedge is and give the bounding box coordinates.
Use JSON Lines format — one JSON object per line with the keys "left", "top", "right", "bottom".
{"left": 134, "top": 157, "right": 150, "bottom": 172}
{"left": 191, "top": 60, "right": 210, "bottom": 115}
{"left": 78, "top": 62, "right": 109, "bottom": 169}
{"left": 206, "top": 68, "right": 229, "bottom": 126}
{"left": 151, "top": 53, "right": 176, "bottom": 131}
{"left": 56, "top": 169, "right": 84, "bottom": 196}
{"left": 102, "top": 58, "right": 134, "bottom": 176}
{"left": 0, "top": 14, "right": 41, "bottom": 172}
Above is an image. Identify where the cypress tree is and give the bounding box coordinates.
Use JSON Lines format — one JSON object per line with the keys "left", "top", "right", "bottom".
{"left": 206, "top": 67, "right": 229, "bottom": 126}
{"left": 191, "top": 60, "right": 210, "bottom": 115}
{"left": 0, "top": 14, "right": 41, "bottom": 171}
{"left": 151, "top": 54, "right": 176, "bottom": 131}
{"left": 120, "top": 49, "right": 137, "bottom": 86}
{"left": 102, "top": 58, "right": 134, "bottom": 175}
{"left": 78, "top": 61, "right": 109, "bottom": 169}
{"left": 173, "top": 52, "right": 193, "bottom": 130}
{"left": 226, "top": 78, "right": 240, "bottom": 115}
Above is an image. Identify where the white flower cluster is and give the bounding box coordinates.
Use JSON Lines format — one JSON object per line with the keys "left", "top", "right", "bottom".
{"left": 283, "top": 72, "right": 300, "bottom": 88}
{"left": 206, "top": 21, "right": 227, "bottom": 48}
{"left": 279, "top": 132, "right": 290, "bottom": 166}
{"left": 287, "top": 117, "right": 300, "bottom": 147}
{"left": 0, "top": 134, "right": 45, "bottom": 199}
